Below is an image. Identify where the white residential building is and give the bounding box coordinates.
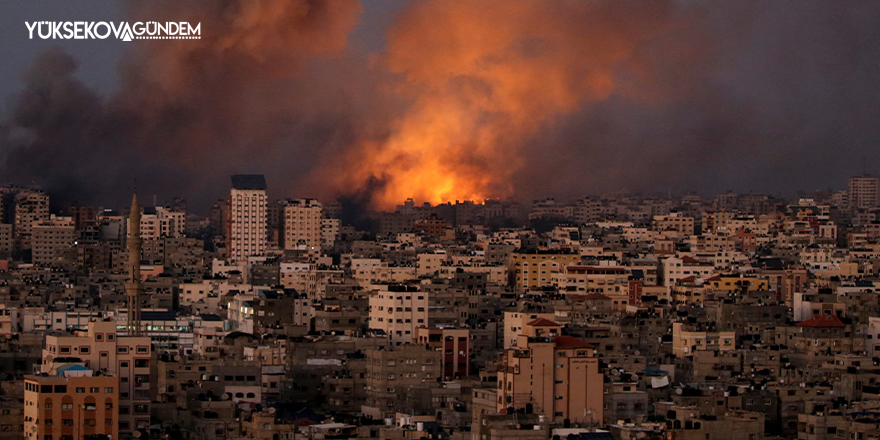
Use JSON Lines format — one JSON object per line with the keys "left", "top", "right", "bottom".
{"left": 227, "top": 175, "right": 267, "bottom": 262}
{"left": 368, "top": 285, "right": 427, "bottom": 345}
{"left": 281, "top": 198, "right": 322, "bottom": 257}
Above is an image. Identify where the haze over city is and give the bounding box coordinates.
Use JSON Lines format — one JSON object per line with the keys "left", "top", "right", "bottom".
{"left": 1, "top": 1, "right": 880, "bottom": 212}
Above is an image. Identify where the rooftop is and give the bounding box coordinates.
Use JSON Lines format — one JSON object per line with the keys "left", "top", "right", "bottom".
{"left": 797, "top": 314, "right": 845, "bottom": 328}
{"left": 231, "top": 174, "right": 267, "bottom": 190}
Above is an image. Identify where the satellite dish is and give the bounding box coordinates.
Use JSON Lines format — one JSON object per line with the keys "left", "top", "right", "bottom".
{"left": 174, "top": 355, "right": 181, "bottom": 362}
{"left": 133, "top": 431, "right": 142, "bottom": 438}
{"left": 675, "top": 388, "right": 683, "bottom": 395}
{"left": 221, "top": 393, "right": 231, "bottom": 400}
{"left": 268, "top": 407, "right": 276, "bottom": 414}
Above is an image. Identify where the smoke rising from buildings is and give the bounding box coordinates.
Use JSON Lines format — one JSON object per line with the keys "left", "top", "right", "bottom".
{"left": 2, "top": 0, "right": 880, "bottom": 211}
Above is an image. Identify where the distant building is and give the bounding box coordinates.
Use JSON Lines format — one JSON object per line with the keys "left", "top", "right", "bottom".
{"left": 31, "top": 215, "right": 75, "bottom": 265}
{"left": 10, "top": 188, "right": 50, "bottom": 251}
{"left": 510, "top": 251, "right": 580, "bottom": 290}
{"left": 416, "top": 327, "right": 470, "bottom": 379}
{"left": 139, "top": 206, "right": 186, "bottom": 239}
{"left": 227, "top": 175, "right": 267, "bottom": 262}
{"left": 280, "top": 198, "right": 322, "bottom": 257}
{"left": 363, "top": 344, "right": 441, "bottom": 418}
{"left": 369, "top": 285, "right": 427, "bottom": 345}
{"left": 848, "top": 175, "right": 879, "bottom": 211}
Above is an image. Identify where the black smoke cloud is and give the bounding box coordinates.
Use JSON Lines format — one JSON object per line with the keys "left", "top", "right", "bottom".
{"left": 2, "top": 1, "right": 880, "bottom": 212}
{"left": 1, "top": 0, "right": 373, "bottom": 210}
{"left": 515, "top": 1, "right": 880, "bottom": 200}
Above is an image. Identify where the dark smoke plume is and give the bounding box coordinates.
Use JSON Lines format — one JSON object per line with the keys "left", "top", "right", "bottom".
{"left": 3, "top": 0, "right": 880, "bottom": 211}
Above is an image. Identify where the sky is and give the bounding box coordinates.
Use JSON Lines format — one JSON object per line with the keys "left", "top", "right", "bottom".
{"left": 1, "top": 1, "right": 879, "bottom": 213}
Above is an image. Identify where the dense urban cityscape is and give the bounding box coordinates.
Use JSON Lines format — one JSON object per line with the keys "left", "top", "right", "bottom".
{"left": 0, "top": 174, "right": 878, "bottom": 440}
{"left": 3, "top": 1, "right": 880, "bottom": 440}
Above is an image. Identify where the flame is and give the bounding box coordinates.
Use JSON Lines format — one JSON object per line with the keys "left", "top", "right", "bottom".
{"left": 322, "top": 0, "right": 674, "bottom": 209}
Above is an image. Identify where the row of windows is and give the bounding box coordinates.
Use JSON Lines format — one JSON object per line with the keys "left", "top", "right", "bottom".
{"left": 25, "top": 383, "right": 114, "bottom": 394}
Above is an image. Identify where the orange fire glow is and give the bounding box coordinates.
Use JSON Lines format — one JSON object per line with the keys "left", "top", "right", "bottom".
{"left": 321, "top": 0, "right": 675, "bottom": 209}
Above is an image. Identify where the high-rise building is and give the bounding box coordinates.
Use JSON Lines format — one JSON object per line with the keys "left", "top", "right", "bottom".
{"left": 0, "top": 223, "right": 11, "bottom": 258}
{"left": 280, "top": 198, "right": 322, "bottom": 257}
{"left": 321, "top": 217, "right": 341, "bottom": 251}
{"left": 12, "top": 189, "right": 49, "bottom": 250}
{"left": 227, "top": 175, "right": 267, "bottom": 262}
{"left": 209, "top": 199, "right": 229, "bottom": 236}
{"left": 40, "top": 319, "right": 151, "bottom": 435}
{"left": 31, "top": 215, "right": 75, "bottom": 265}
{"left": 24, "top": 367, "right": 120, "bottom": 440}
{"left": 848, "top": 175, "right": 879, "bottom": 211}
{"left": 63, "top": 201, "right": 97, "bottom": 230}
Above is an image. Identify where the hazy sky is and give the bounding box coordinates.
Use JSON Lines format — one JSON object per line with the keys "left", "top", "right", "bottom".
{"left": 1, "top": 1, "right": 879, "bottom": 212}
{"left": 0, "top": 1, "right": 405, "bottom": 99}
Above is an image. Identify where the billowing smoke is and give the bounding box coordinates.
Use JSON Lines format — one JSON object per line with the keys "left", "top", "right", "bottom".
{"left": 315, "top": 0, "right": 694, "bottom": 207}
{"left": 1, "top": 0, "right": 365, "bottom": 209}
{"left": 3, "top": 0, "right": 880, "bottom": 211}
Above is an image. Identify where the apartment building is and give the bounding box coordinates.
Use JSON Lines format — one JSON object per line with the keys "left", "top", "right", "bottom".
{"left": 671, "top": 322, "right": 736, "bottom": 356}
{"left": 24, "top": 367, "right": 119, "bottom": 440}
{"left": 40, "top": 319, "right": 151, "bottom": 434}
{"left": 415, "top": 327, "right": 470, "bottom": 379}
{"left": 31, "top": 215, "right": 75, "bottom": 265}
{"left": 12, "top": 189, "right": 50, "bottom": 250}
{"left": 848, "top": 175, "right": 879, "bottom": 211}
{"left": 369, "top": 285, "right": 428, "bottom": 345}
{"left": 364, "top": 345, "right": 441, "bottom": 418}
{"left": 227, "top": 175, "right": 267, "bottom": 262}
{"left": 496, "top": 320, "right": 603, "bottom": 424}
{"left": 280, "top": 198, "right": 322, "bottom": 257}
{"left": 510, "top": 251, "right": 581, "bottom": 290}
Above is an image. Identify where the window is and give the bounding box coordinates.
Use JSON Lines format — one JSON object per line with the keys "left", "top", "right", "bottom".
{"left": 137, "top": 347, "right": 148, "bottom": 354}
{"left": 61, "top": 404, "right": 73, "bottom": 410}
{"left": 76, "top": 387, "right": 85, "bottom": 394}
{"left": 104, "top": 387, "right": 114, "bottom": 393}
{"left": 117, "top": 347, "right": 128, "bottom": 354}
